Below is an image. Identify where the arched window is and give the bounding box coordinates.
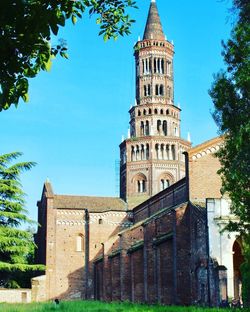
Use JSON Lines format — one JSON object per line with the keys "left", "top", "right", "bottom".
{"left": 155, "top": 144, "right": 159, "bottom": 159}
{"left": 138, "top": 110, "right": 141, "bottom": 116}
{"left": 161, "top": 59, "right": 165, "bottom": 74}
{"left": 131, "top": 146, "right": 135, "bottom": 161}
{"left": 141, "top": 144, "right": 145, "bottom": 160}
{"left": 133, "top": 173, "right": 147, "bottom": 194}
{"left": 143, "top": 109, "right": 147, "bottom": 115}
{"left": 154, "top": 109, "right": 158, "bottom": 114}
{"left": 163, "top": 120, "right": 167, "bottom": 136}
{"left": 160, "top": 144, "right": 164, "bottom": 159}
{"left": 144, "top": 85, "right": 147, "bottom": 96}
{"left": 145, "top": 120, "right": 150, "bottom": 136}
{"left": 157, "top": 120, "right": 161, "bottom": 133}
{"left": 146, "top": 144, "right": 150, "bottom": 160}
{"left": 155, "top": 84, "right": 159, "bottom": 96}
{"left": 140, "top": 121, "right": 144, "bottom": 136}
{"left": 160, "top": 109, "right": 163, "bottom": 115}
{"left": 136, "top": 145, "right": 140, "bottom": 160}
{"left": 172, "top": 145, "right": 176, "bottom": 160}
{"left": 166, "top": 145, "right": 170, "bottom": 160}
{"left": 159, "top": 173, "right": 174, "bottom": 191}
{"left": 147, "top": 84, "right": 151, "bottom": 96}
{"left": 160, "top": 85, "right": 164, "bottom": 96}
{"left": 98, "top": 219, "right": 103, "bottom": 225}
{"left": 161, "top": 179, "right": 170, "bottom": 191}
{"left": 149, "top": 108, "right": 152, "bottom": 114}
{"left": 166, "top": 109, "right": 169, "bottom": 115}
{"left": 76, "top": 234, "right": 84, "bottom": 252}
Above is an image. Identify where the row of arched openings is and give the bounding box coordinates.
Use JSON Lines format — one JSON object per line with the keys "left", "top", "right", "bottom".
{"left": 137, "top": 107, "right": 178, "bottom": 118}
{"left": 140, "top": 57, "right": 172, "bottom": 76}
{"left": 131, "top": 144, "right": 150, "bottom": 161}
{"left": 155, "top": 144, "right": 176, "bottom": 160}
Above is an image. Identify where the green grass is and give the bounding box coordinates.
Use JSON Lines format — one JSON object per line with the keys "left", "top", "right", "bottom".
{"left": 0, "top": 300, "right": 246, "bottom": 312}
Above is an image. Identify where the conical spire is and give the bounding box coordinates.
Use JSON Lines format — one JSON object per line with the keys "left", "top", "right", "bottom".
{"left": 143, "top": 0, "right": 165, "bottom": 40}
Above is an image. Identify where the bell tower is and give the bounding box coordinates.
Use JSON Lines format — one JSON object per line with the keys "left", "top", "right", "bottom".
{"left": 120, "top": 0, "right": 191, "bottom": 207}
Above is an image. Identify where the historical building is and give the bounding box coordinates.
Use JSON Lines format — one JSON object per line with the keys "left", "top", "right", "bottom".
{"left": 34, "top": 0, "right": 244, "bottom": 306}
{"left": 120, "top": 0, "right": 191, "bottom": 208}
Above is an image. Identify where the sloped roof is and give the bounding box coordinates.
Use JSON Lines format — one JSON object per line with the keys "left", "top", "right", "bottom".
{"left": 143, "top": 0, "right": 165, "bottom": 40}
{"left": 187, "top": 136, "right": 223, "bottom": 159}
{"left": 53, "top": 195, "right": 127, "bottom": 212}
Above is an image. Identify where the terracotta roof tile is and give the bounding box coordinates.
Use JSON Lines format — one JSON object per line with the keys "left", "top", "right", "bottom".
{"left": 53, "top": 195, "right": 127, "bottom": 212}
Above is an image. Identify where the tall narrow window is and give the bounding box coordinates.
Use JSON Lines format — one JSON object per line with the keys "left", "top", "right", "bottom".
{"left": 145, "top": 121, "right": 150, "bottom": 136}
{"left": 146, "top": 144, "right": 150, "bottom": 160}
{"left": 76, "top": 235, "right": 84, "bottom": 252}
{"left": 155, "top": 85, "right": 159, "bottom": 96}
{"left": 163, "top": 121, "right": 167, "bottom": 136}
{"left": 140, "top": 121, "right": 144, "bottom": 136}
{"left": 160, "top": 85, "right": 164, "bottom": 96}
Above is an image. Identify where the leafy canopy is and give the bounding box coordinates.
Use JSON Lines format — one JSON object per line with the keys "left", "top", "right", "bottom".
{"left": 210, "top": 0, "right": 250, "bottom": 235}
{"left": 0, "top": 0, "right": 137, "bottom": 111}
{"left": 0, "top": 152, "right": 43, "bottom": 287}
{"left": 210, "top": 0, "right": 250, "bottom": 305}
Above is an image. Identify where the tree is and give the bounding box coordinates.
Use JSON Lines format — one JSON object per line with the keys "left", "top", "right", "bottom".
{"left": 209, "top": 0, "right": 250, "bottom": 306}
{"left": 0, "top": 0, "right": 137, "bottom": 111}
{"left": 0, "top": 152, "right": 43, "bottom": 288}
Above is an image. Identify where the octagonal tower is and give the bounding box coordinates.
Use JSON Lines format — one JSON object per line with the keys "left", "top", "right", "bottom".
{"left": 120, "top": 0, "right": 191, "bottom": 207}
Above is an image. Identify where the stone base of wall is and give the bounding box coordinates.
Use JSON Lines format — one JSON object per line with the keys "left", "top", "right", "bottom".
{"left": 31, "top": 275, "right": 46, "bottom": 302}
{"left": 0, "top": 289, "right": 31, "bottom": 303}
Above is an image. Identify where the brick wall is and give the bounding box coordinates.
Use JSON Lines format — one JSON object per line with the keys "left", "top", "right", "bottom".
{"left": 91, "top": 203, "right": 209, "bottom": 306}
{"left": 188, "top": 141, "right": 222, "bottom": 202}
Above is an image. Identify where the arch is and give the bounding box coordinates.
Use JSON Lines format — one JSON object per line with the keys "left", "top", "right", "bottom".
{"left": 136, "top": 145, "right": 140, "bottom": 160}
{"left": 159, "top": 84, "right": 164, "bottom": 96}
{"left": 140, "top": 121, "right": 144, "bottom": 136}
{"left": 158, "top": 172, "right": 174, "bottom": 191}
{"left": 166, "top": 109, "right": 169, "bottom": 115}
{"left": 155, "top": 143, "right": 159, "bottom": 159}
{"left": 155, "top": 84, "right": 159, "bottom": 96}
{"left": 76, "top": 234, "right": 84, "bottom": 252}
{"left": 132, "top": 173, "right": 147, "bottom": 194}
{"left": 144, "top": 85, "right": 147, "bottom": 96}
{"left": 145, "top": 120, "right": 150, "bottom": 136}
{"left": 160, "top": 109, "right": 164, "bottom": 115}
{"left": 233, "top": 240, "right": 244, "bottom": 300}
{"left": 157, "top": 120, "right": 161, "bottom": 134}
{"left": 138, "top": 110, "right": 141, "bottom": 117}
{"left": 143, "top": 109, "right": 147, "bottom": 115}
{"left": 154, "top": 108, "right": 158, "bottom": 114}
{"left": 131, "top": 146, "right": 135, "bottom": 161}
{"left": 163, "top": 120, "right": 167, "bottom": 136}
{"left": 171, "top": 144, "right": 176, "bottom": 160}
{"left": 146, "top": 144, "right": 150, "bottom": 160}
{"left": 149, "top": 108, "right": 152, "bottom": 115}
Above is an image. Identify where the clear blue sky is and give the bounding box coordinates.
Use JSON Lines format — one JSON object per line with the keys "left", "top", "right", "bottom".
{"left": 0, "top": 0, "right": 233, "bottom": 223}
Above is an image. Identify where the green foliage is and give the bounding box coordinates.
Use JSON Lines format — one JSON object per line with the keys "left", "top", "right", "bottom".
{"left": 209, "top": 0, "right": 250, "bottom": 306}
{"left": 210, "top": 0, "right": 250, "bottom": 235}
{"left": 0, "top": 0, "right": 137, "bottom": 111}
{"left": 0, "top": 300, "right": 247, "bottom": 312}
{"left": 0, "top": 152, "right": 43, "bottom": 288}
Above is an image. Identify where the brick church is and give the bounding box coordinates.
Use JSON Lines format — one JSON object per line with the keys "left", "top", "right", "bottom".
{"left": 33, "top": 0, "right": 244, "bottom": 306}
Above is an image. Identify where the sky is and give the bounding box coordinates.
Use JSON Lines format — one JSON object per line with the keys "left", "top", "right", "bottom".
{"left": 0, "top": 0, "right": 233, "bottom": 223}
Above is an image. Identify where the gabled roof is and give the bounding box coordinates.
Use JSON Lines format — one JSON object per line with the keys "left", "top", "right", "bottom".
{"left": 143, "top": 0, "right": 165, "bottom": 40}
{"left": 41, "top": 181, "right": 127, "bottom": 212}
{"left": 53, "top": 195, "right": 127, "bottom": 212}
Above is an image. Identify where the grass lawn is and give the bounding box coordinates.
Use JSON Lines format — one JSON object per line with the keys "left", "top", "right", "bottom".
{"left": 0, "top": 300, "right": 246, "bottom": 312}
